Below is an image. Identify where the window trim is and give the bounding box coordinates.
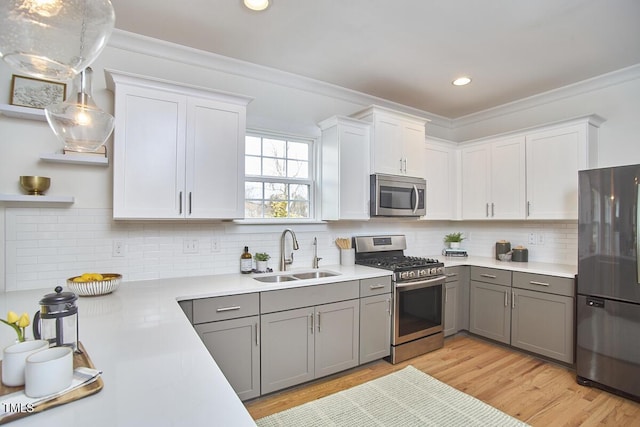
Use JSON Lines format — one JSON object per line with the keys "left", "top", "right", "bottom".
{"left": 243, "top": 130, "right": 317, "bottom": 221}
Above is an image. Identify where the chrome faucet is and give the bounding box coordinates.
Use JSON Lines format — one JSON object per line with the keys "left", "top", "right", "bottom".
{"left": 312, "top": 237, "right": 322, "bottom": 269}
{"left": 280, "top": 228, "right": 300, "bottom": 271}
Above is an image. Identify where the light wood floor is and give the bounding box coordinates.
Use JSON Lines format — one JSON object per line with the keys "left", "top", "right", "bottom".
{"left": 244, "top": 334, "right": 640, "bottom": 426}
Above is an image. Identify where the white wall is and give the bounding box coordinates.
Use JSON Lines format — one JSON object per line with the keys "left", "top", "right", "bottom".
{"left": 2, "top": 31, "right": 638, "bottom": 291}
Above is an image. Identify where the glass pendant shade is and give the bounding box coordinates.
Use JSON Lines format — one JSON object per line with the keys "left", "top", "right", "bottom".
{"left": 0, "top": 0, "right": 115, "bottom": 81}
{"left": 45, "top": 67, "right": 115, "bottom": 152}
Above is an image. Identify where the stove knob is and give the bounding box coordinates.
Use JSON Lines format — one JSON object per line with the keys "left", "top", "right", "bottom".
{"left": 437, "top": 267, "right": 445, "bottom": 275}
{"left": 408, "top": 271, "right": 415, "bottom": 279}
{"left": 419, "top": 269, "right": 428, "bottom": 277}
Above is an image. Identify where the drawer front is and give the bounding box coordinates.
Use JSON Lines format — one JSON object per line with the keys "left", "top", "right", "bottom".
{"left": 192, "top": 293, "right": 259, "bottom": 324}
{"left": 470, "top": 267, "right": 511, "bottom": 286}
{"left": 261, "top": 280, "right": 359, "bottom": 314}
{"left": 360, "top": 276, "right": 392, "bottom": 297}
{"left": 512, "top": 272, "right": 574, "bottom": 297}
{"left": 445, "top": 266, "right": 462, "bottom": 283}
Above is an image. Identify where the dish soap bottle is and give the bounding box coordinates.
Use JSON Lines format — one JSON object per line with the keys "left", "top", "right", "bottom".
{"left": 240, "top": 246, "right": 253, "bottom": 274}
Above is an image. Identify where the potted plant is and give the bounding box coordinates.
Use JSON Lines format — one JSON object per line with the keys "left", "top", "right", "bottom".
{"left": 443, "top": 232, "right": 464, "bottom": 249}
{"left": 254, "top": 252, "right": 270, "bottom": 272}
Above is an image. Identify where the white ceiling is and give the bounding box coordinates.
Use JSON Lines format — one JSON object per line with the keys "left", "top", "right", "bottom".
{"left": 110, "top": 0, "right": 640, "bottom": 119}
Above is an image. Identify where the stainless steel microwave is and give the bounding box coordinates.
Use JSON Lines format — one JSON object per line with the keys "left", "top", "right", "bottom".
{"left": 370, "top": 174, "right": 426, "bottom": 217}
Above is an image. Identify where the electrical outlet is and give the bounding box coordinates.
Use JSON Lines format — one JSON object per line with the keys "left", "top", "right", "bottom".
{"left": 211, "top": 237, "right": 220, "bottom": 253}
{"left": 528, "top": 233, "right": 536, "bottom": 245}
{"left": 537, "top": 234, "right": 545, "bottom": 245}
{"left": 183, "top": 239, "right": 199, "bottom": 254}
{"left": 112, "top": 240, "right": 125, "bottom": 257}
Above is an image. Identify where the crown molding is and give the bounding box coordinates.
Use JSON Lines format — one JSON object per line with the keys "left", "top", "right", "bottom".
{"left": 452, "top": 63, "right": 640, "bottom": 129}
{"left": 107, "top": 30, "right": 452, "bottom": 130}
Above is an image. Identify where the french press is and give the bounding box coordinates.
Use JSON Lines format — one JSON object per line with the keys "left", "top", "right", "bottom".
{"left": 33, "top": 286, "right": 79, "bottom": 352}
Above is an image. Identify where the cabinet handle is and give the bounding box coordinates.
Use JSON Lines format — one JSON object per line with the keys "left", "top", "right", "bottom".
{"left": 399, "top": 159, "right": 404, "bottom": 173}
{"left": 445, "top": 288, "right": 448, "bottom": 303}
{"left": 486, "top": 203, "right": 489, "bottom": 217}
{"left": 317, "top": 312, "right": 321, "bottom": 332}
{"left": 188, "top": 192, "right": 192, "bottom": 215}
{"left": 403, "top": 158, "right": 407, "bottom": 173}
{"left": 369, "top": 284, "right": 386, "bottom": 290}
{"left": 216, "top": 306, "right": 241, "bottom": 312}
{"left": 491, "top": 202, "right": 495, "bottom": 217}
{"left": 446, "top": 273, "right": 457, "bottom": 277}
{"left": 179, "top": 191, "right": 183, "bottom": 215}
{"left": 480, "top": 274, "right": 497, "bottom": 279}
{"left": 529, "top": 281, "right": 550, "bottom": 287}
{"left": 255, "top": 322, "right": 260, "bottom": 346}
{"left": 512, "top": 291, "right": 516, "bottom": 309}
{"left": 527, "top": 201, "right": 531, "bottom": 217}
{"left": 387, "top": 298, "right": 392, "bottom": 317}
{"left": 504, "top": 290, "right": 508, "bottom": 307}
{"left": 309, "top": 313, "right": 314, "bottom": 335}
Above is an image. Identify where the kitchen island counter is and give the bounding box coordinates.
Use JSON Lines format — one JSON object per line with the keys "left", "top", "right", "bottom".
{"left": 0, "top": 264, "right": 390, "bottom": 426}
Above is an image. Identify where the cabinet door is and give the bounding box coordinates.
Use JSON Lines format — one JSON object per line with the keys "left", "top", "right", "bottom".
{"left": 320, "top": 118, "right": 370, "bottom": 220}
{"left": 526, "top": 124, "right": 585, "bottom": 219}
{"left": 402, "top": 121, "right": 426, "bottom": 177}
{"left": 372, "top": 115, "right": 404, "bottom": 175}
{"left": 194, "top": 316, "right": 260, "bottom": 401}
{"left": 490, "top": 136, "right": 526, "bottom": 219}
{"left": 470, "top": 281, "right": 511, "bottom": 344}
{"left": 314, "top": 300, "right": 360, "bottom": 378}
{"left": 260, "top": 307, "right": 314, "bottom": 394}
{"left": 113, "top": 85, "right": 186, "bottom": 219}
{"left": 423, "top": 142, "right": 455, "bottom": 220}
{"left": 359, "top": 294, "right": 391, "bottom": 363}
{"left": 512, "top": 288, "right": 574, "bottom": 363}
{"left": 461, "top": 144, "right": 491, "bottom": 219}
{"left": 444, "top": 281, "right": 458, "bottom": 337}
{"left": 186, "top": 97, "right": 246, "bottom": 219}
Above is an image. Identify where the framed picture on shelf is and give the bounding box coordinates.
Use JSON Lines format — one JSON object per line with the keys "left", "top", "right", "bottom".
{"left": 10, "top": 75, "right": 66, "bottom": 109}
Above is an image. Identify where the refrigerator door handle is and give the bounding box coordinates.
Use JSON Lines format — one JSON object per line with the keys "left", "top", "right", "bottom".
{"left": 637, "top": 182, "right": 640, "bottom": 284}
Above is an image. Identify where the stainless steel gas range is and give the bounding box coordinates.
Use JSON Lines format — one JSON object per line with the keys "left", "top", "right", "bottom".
{"left": 354, "top": 235, "right": 445, "bottom": 364}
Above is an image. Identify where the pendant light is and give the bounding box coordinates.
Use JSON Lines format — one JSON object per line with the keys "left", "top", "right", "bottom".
{"left": 45, "top": 67, "right": 115, "bottom": 152}
{"left": 0, "top": 0, "right": 115, "bottom": 82}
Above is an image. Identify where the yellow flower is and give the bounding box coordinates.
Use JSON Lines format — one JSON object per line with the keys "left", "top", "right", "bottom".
{"left": 6, "top": 311, "right": 19, "bottom": 324}
{"left": 17, "top": 313, "right": 30, "bottom": 328}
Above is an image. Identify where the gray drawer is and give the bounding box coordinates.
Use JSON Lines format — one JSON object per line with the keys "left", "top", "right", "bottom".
{"left": 360, "top": 276, "right": 392, "bottom": 297}
{"left": 470, "top": 266, "right": 511, "bottom": 286}
{"left": 192, "top": 293, "right": 259, "bottom": 324}
{"left": 512, "top": 272, "right": 574, "bottom": 297}
{"left": 445, "top": 267, "right": 462, "bottom": 283}
{"left": 261, "top": 280, "right": 359, "bottom": 314}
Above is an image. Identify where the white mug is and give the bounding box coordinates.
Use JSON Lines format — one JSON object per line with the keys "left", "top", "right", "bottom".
{"left": 25, "top": 346, "right": 73, "bottom": 398}
{"left": 1, "top": 340, "right": 49, "bottom": 387}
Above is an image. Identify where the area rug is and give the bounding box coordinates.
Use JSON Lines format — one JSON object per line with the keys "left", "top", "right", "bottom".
{"left": 255, "top": 365, "right": 529, "bottom": 427}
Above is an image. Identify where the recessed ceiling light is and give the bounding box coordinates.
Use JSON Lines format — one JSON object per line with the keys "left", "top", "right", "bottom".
{"left": 244, "top": 0, "right": 270, "bottom": 11}
{"left": 452, "top": 77, "right": 472, "bottom": 86}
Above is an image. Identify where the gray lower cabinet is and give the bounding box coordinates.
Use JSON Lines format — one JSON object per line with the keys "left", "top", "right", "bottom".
{"left": 444, "top": 266, "right": 470, "bottom": 336}
{"left": 260, "top": 281, "right": 361, "bottom": 394}
{"left": 469, "top": 267, "right": 512, "bottom": 344}
{"left": 511, "top": 272, "right": 575, "bottom": 363}
{"left": 191, "top": 293, "right": 261, "bottom": 401}
{"left": 359, "top": 293, "right": 391, "bottom": 363}
{"left": 444, "top": 281, "right": 459, "bottom": 337}
{"left": 194, "top": 316, "right": 260, "bottom": 401}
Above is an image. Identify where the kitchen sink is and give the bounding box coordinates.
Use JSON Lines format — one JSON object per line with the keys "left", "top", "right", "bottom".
{"left": 253, "top": 275, "right": 298, "bottom": 283}
{"left": 292, "top": 271, "right": 340, "bottom": 280}
{"left": 253, "top": 270, "right": 341, "bottom": 283}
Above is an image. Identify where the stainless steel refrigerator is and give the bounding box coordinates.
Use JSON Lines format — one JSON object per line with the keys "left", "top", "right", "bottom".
{"left": 577, "top": 164, "right": 640, "bottom": 400}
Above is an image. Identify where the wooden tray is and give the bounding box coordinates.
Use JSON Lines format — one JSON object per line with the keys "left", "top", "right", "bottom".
{"left": 0, "top": 342, "right": 103, "bottom": 424}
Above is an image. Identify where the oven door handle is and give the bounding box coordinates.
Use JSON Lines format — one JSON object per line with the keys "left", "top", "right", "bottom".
{"left": 395, "top": 275, "right": 444, "bottom": 291}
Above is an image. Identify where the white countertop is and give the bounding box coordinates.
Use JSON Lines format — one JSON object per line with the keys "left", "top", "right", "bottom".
{"left": 0, "top": 265, "right": 390, "bottom": 427}
{"left": 0, "top": 259, "right": 575, "bottom": 426}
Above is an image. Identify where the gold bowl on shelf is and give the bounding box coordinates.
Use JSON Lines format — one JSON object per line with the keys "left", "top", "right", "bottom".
{"left": 19, "top": 176, "right": 51, "bottom": 195}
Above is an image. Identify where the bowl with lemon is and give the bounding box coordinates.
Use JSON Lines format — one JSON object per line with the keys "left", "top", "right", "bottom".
{"left": 67, "top": 273, "right": 122, "bottom": 296}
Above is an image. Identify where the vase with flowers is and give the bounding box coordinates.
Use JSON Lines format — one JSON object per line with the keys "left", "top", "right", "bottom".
{"left": 1, "top": 311, "right": 30, "bottom": 343}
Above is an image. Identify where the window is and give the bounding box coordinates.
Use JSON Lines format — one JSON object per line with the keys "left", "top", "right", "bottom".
{"left": 244, "top": 133, "right": 314, "bottom": 219}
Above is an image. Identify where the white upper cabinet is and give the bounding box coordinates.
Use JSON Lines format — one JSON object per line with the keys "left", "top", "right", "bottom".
{"left": 525, "top": 117, "right": 604, "bottom": 220}
{"left": 106, "top": 70, "right": 252, "bottom": 220}
{"left": 423, "top": 139, "right": 456, "bottom": 220}
{"left": 461, "top": 136, "right": 526, "bottom": 220}
{"left": 319, "top": 116, "right": 370, "bottom": 220}
{"left": 351, "top": 105, "right": 428, "bottom": 177}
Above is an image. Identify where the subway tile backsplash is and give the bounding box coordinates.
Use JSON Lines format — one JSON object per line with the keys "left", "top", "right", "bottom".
{"left": 2, "top": 208, "right": 578, "bottom": 291}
